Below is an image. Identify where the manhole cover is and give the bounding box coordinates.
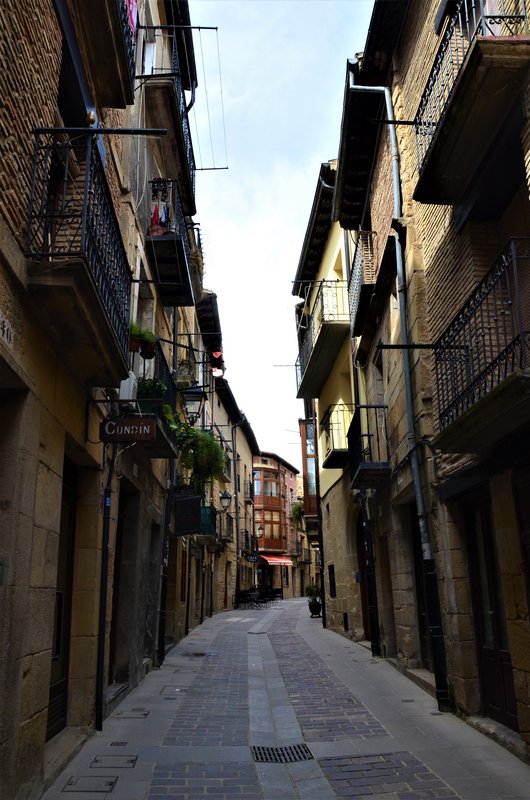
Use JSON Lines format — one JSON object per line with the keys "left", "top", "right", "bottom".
{"left": 63, "top": 776, "right": 117, "bottom": 792}
{"left": 91, "top": 755, "right": 138, "bottom": 768}
{"left": 251, "top": 744, "right": 313, "bottom": 763}
{"left": 116, "top": 709, "right": 150, "bottom": 719}
{"left": 161, "top": 685, "right": 183, "bottom": 696}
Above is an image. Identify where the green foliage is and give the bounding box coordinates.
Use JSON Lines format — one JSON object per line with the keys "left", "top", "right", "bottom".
{"left": 174, "top": 423, "right": 228, "bottom": 495}
{"left": 137, "top": 377, "right": 166, "bottom": 397}
{"left": 290, "top": 502, "right": 304, "bottom": 529}
{"left": 162, "top": 404, "right": 178, "bottom": 429}
{"left": 304, "top": 584, "right": 320, "bottom": 600}
{"left": 129, "top": 322, "right": 157, "bottom": 343}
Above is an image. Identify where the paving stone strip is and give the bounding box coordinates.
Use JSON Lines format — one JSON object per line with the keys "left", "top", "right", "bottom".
{"left": 164, "top": 628, "right": 251, "bottom": 747}
{"left": 319, "top": 752, "right": 461, "bottom": 799}
{"left": 268, "top": 612, "right": 388, "bottom": 742}
{"left": 148, "top": 763, "right": 261, "bottom": 799}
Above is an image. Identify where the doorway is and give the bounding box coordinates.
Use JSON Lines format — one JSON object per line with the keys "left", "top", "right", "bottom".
{"left": 46, "top": 458, "right": 77, "bottom": 740}
{"left": 466, "top": 492, "right": 518, "bottom": 731}
{"left": 356, "top": 513, "right": 371, "bottom": 640}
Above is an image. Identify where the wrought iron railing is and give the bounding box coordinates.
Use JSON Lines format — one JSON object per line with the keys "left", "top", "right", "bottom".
{"left": 25, "top": 131, "right": 131, "bottom": 360}
{"left": 173, "top": 332, "right": 198, "bottom": 384}
{"left": 244, "top": 480, "right": 254, "bottom": 502}
{"left": 295, "top": 280, "right": 349, "bottom": 389}
{"left": 141, "top": 26, "right": 196, "bottom": 195}
{"left": 221, "top": 512, "right": 234, "bottom": 543}
{"left": 320, "top": 404, "right": 355, "bottom": 461}
{"left": 348, "top": 231, "right": 375, "bottom": 334}
{"left": 119, "top": 0, "right": 138, "bottom": 90}
{"left": 136, "top": 341, "right": 180, "bottom": 447}
{"left": 347, "top": 405, "right": 389, "bottom": 474}
{"left": 199, "top": 505, "right": 220, "bottom": 539}
{"left": 415, "top": 0, "right": 529, "bottom": 172}
{"left": 148, "top": 178, "right": 190, "bottom": 259}
{"left": 435, "top": 238, "right": 530, "bottom": 431}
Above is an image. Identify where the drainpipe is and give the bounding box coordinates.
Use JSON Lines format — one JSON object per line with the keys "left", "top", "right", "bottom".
{"left": 351, "top": 83, "right": 449, "bottom": 709}
{"left": 95, "top": 443, "right": 117, "bottom": 731}
{"left": 312, "top": 404, "right": 326, "bottom": 628}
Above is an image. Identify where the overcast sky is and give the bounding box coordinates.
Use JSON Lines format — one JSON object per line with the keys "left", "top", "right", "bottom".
{"left": 188, "top": 0, "right": 373, "bottom": 471}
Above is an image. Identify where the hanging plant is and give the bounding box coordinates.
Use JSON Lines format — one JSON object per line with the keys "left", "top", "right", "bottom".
{"left": 291, "top": 502, "right": 304, "bottom": 530}
{"left": 137, "top": 377, "right": 166, "bottom": 398}
{"left": 174, "top": 423, "right": 228, "bottom": 496}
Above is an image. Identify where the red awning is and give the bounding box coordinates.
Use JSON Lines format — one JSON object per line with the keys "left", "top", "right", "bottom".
{"left": 259, "top": 555, "right": 293, "bottom": 567}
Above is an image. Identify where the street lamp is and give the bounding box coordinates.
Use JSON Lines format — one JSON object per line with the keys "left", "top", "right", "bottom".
{"left": 180, "top": 384, "right": 207, "bottom": 426}
{"left": 219, "top": 490, "right": 232, "bottom": 512}
{"left": 256, "top": 524, "right": 264, "bottom": 540}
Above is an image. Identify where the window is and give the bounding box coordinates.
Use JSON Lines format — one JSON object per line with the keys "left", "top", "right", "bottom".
{"left": 328, "top": 564, "right": 336, "bottom": 598}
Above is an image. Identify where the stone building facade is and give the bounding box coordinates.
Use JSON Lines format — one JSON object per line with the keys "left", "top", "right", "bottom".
{"left": 294, "top": 0, "right": 530, "bottom": 763}
{"left": 0, "top": 2, "right": 260, "bottom": 797}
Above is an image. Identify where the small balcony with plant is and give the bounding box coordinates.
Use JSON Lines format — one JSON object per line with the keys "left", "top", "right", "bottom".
{"left": 129, "top": 340, "right": 181, "bottom": 458}
{"left": 25, "top": 130, "right": 131, "bottom": 387}
{"left": 414, "top": 0, "right": 530, "bottom": 204}
{"left": 139, "top": 24, "right": 196, "bottom": 213}
{"left": 348, "top": 404, "right": 390, "bottom": 489}
{"left": 295, "top": 280, "right": 350, "bottom": 399}
{"left": 145, "top": 178, "right": 202, "bottom": 307}
{"left": 434, "top": 238, "right": 530, "bottom": 454}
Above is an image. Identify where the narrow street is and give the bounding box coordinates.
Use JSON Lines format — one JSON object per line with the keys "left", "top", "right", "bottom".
{"left": 42, "top": 599, "right": 530, "bottom": 800}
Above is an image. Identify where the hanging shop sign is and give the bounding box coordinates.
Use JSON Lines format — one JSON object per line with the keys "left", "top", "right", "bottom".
{"left": 100, "top": 417, "right": 157, "bottom": 442}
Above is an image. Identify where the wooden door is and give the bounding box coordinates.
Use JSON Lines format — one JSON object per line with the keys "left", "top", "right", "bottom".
{"left": 467, "top": 495, "right": 518, "bottom": 731}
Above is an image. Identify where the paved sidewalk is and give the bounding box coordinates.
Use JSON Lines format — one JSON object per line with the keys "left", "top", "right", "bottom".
{"left": 41, "top": 599, "right": 530, "bottom": 799}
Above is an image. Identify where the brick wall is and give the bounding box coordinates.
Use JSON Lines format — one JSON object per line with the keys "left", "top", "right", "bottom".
{"left": 0, "top": 1, "right": 62, "bottom": 245}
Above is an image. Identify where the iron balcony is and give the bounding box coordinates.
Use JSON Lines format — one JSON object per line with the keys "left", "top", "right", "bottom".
{"left": 141, "top": 26, "right": 196, "bottom": 215}
{"left": 414, "top": 0, "right": 530, "bottom": 204}
{"left": 25, "top": 130, "right": 131, "bottom": 387}
{"left": 434, "top": 238, "right": 530, "bottom": 453}
{"left": 76, "top": 0, "right": 137, "bottom": 107}
{"left": 145, "top": 178, "right": 199, "bottom": 306}
{"left": 320, "top": 403, "right": 355, "bottom": 469}
{"left": 133, "top": 341, "right": 182, "bottom": 459}
{"left": 348, "top": 405, "right": 391, "bottom": 489}
{"left": 348, "top": 232, "right": 376, "bottom": 337}
{"left": 295, "top": 280, "right": 350, "bottom": 399}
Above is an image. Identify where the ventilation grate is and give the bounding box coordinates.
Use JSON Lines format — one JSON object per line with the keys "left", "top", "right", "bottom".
{"left": 251, "top": 744, "right": 313, "bottom": 763}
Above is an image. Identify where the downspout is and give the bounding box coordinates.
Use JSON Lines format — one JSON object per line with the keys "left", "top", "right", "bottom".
{"left": 231, "top": 416, "right": 246, "bottom": 606}
{"left": 351, "top": 84, "right": 449, "bottom": 709}
{"left": 95, "top": 443, "right": 117, "bottom": 731}
{"left": 312, "top": 404, "right": 326, "bottom": 628}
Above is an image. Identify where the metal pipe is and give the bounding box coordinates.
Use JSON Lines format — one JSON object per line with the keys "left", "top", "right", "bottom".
{"left": 95, "top": 443, "right": 117, "bottom": 731}
{"left": 350, "top": 83, "right": 449, "bottom": 709}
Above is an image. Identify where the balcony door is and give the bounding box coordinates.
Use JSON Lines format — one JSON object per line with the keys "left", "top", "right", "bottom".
{"left": 466, "top": 493, "right": 518, "bottom": 731}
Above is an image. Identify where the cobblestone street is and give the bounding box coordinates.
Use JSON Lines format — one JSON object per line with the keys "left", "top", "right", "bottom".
{"left": 42, "top": 599, "right": 530, "bottom": 800}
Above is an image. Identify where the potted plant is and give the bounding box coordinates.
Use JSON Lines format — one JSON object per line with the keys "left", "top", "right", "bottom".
{"left": 128, "top": 323, "right": 158, "bottom": 359}
{"left": 137, "top": 377, "right": 166, "bottom": 414}
{"left": 129, "top": 321, "right": 143, "bottom": 353}
{"left": 139, "top": 328, "right": 157, "bottom": 360}
{"left": 174, "top": 423, "right": 227, "bottom": 497}
{"left": 305, "top": 584, "right": 322, "bottom": 618}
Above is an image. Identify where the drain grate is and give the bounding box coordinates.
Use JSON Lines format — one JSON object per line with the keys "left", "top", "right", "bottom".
{"left": 251, "top": 744, "right": 313, "bottom": 763}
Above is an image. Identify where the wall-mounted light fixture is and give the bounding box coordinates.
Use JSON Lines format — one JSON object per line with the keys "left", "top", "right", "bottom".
{"left": 256, "top": 524, "right": 264, "bottom": 539}
{"left": 180, "top": 383, "right": 207, "bottom": 426}
{"left": 219, "top": 490, "right": 232, "bottom": 512}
